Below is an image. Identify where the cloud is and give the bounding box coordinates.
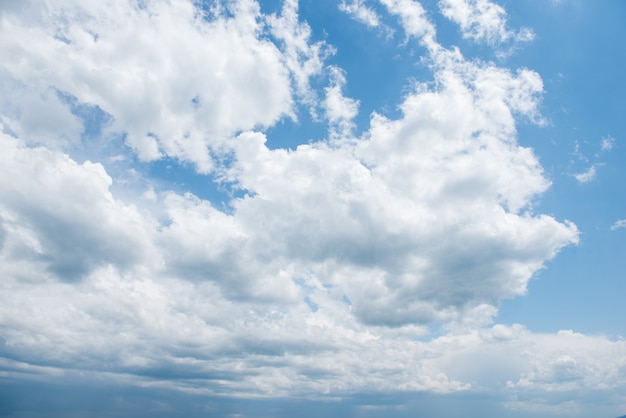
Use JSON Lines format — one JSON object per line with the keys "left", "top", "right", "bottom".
{"left": 0, "top": 133, "right": 156, "bottom": 281}
{"left": 571, "top": 136, "right": 614, "bottom": 183}
{"left": 182, "top": 2, "right": 578, "bottom": 329}
{"left": 574, "top": 164, "right": 598, "bottom": 183}
{"left": 266, "top": 0, "right": 330, "bottom": 108}
{"left": 339, "top": 0, "right": 382, "bottom": 28}
{"left": 601, "top": 135, "right": 615, "bottom": 151}
{"left": 0, "top": 0, "right": 620, "bottom": 414}
{"left": 221, "top": 51, "right": 579, "bottom": 327}
{"left": 0, "top": 0, "right": 328, "bottom": 172}
{"left": 0, "top": 82, "right": 83, "bottom": 150}
{"left": 439, "top": 0, "right": 534, "bottom": 46}
{"left": 2, "top": 278, "right": 624, "bottom": 405}
{"left": 323, "top": 66, "right": 360, "bottom": 139}
{"left": 379, "top": 0, "right": 436, "bottom": 43}
{"left": 610, "top": 219, "right": 626, "bottom": 231}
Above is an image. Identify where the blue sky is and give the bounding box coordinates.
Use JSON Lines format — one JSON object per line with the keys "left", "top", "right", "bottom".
{"left": 0, "top": 0, "right": 625, "bottom": 417}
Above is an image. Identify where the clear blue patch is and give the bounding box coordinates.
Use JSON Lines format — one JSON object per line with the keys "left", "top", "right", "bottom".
{"left": 146, "top": 157, "right": 242, "bottom": 211}
{"left": 264, "top": 108, "right": 327, "bottom": 150}
{"left": 191, "top": 95, "right": 201, "bottom": 109}
{"left": 304, "top": 296, "right": 319, "bottom": 313}
{"left": 293, "top": 277, "right": 319, "bottom": 312}
{"left": 341, "top": 293, "right": 351, "bottom": 306}
{"left": 56, "top": 91, "right": 112, "bottom": 139}
{"left": 1, "top": 122, "right": 17, "bottom": 138}
{"left": 299, "top": 0, "right": 433, "bottom": 133}
{"left": 257, "top": 0, "right": 283, "bottom": 16}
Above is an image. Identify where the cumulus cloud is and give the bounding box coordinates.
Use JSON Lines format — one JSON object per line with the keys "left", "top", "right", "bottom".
{"left": 0, "top": 0, "right": 328, "bottom": 171}
{"left": 0, "top": 82, "right": 83, "bottom": 149}
{"left": 0, "top": 133, "right": 156, "bottom": 281}
{"left": 0, "top": 0, "right": 620, "bottom": 414}
{"left": 220, "top": 43, "right": 579, "bottom": 327}
{"left": 380, "top": 0, "right": 436, "bottom": 43}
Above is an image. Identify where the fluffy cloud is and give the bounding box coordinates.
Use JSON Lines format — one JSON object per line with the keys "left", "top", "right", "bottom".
{"left": 380, "top": 0, "right": 436, "bottom": 43}
{"left": 0, "top": 0, "right": 622, "bottom": 414}
{"left": 0, "top": 132, "right": 156, "bottom": 281}
{"left": 2, "top": 273, "right": 624, "bottom": 405}
{"left": 0, "top": 81, "right": 83, "bottom": 150}
{"left": 226, "top": 48, "right": 577, "bottom": 326}
{"left": 0, "top": 0, "right": 328, "bottom": 171}
{"left": 323, "top": 66, "right": 360, "bottom": 139}
{"left": 266, "top": 0, "right": 329, "bottom": 107}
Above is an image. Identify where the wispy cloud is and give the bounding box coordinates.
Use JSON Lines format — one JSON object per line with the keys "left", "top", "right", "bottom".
{"left": 574, "top": 164, "right": 598, "bottom": 183}
{"left": 339, "top": 0, "right": 381, "bottom": 27}
{"left": 439, "top": 0, "right": 534, "bottom": 46}
{"left": 610, "top": 219, "right": 626, "bottom": 231}
{"left": 601, "top": 135, "right": 615, "bottom": 151}
{"left": 572, "top": 135, "right": 614, "bottom": 182}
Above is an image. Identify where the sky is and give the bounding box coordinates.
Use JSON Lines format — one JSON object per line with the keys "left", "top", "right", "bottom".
{"left": 0, "top": 0, "right": 625, "bottom": 417}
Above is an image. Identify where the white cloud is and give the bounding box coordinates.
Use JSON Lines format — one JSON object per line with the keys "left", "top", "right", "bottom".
{"left": 379, "top": 0, "right": 436, "bottom": 45}
{"left": 323, "top": 66, "right": 360, "bottom": 140}
{"left": 0, "top": 0, "right": 329, "bottom": 171}
{"left": 339, "top": 0, "right": 382, "bottom": 27}
{"left": 574, "top": 164, "right": 597, "bottom": 183}
{"left": 439, "top": 0, "right": 534, "bottom": 46}
{"left": 610, "top": 219, "right": 626, "bottom": 231}
{"left": 0, "top": 132, "right": 157, "bottom": 281}
{"left": 223, "top": 36, "right": 576, "bottom": 326}
{"left": 0, "top": 81, "right": 83, "bottom": 149}
{"left": 266, "top": 0, "right": 331, "bottom": 110}
{"left": 2, "top": 272, "right": 624, "bottom": 406}
{"left": 601, "top": 135, "right": 615, "bottom": 151}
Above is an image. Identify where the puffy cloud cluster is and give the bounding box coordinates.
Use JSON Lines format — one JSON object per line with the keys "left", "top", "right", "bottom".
{"left": 0, "top": 0, "right": 623, "bottom": 414}
{"left": 226, "top": 52, "right": 577, "bottom": 326}
{"left": 0, "top": 0, "right": 328, "bottom": 171}
{"left": 0, "top": 134, "right": 156, "bottom": 281}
